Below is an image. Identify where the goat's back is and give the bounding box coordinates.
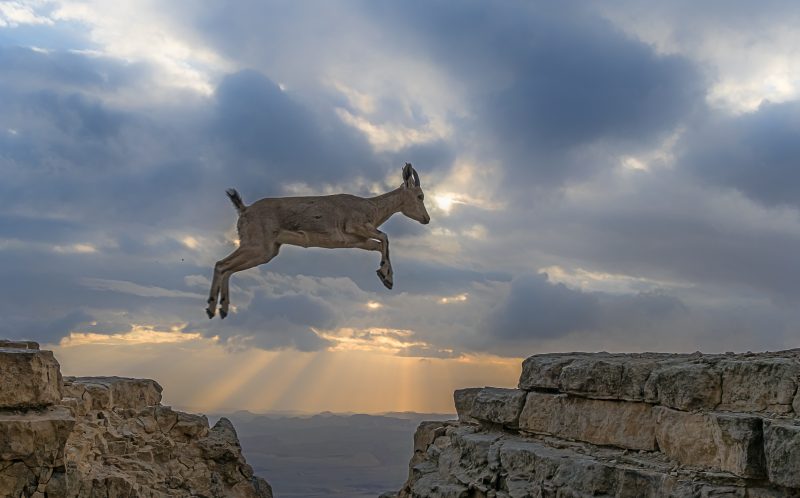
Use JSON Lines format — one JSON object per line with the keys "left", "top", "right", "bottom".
{"left": 240, "top": 194, "right": 374, "bottom": 237}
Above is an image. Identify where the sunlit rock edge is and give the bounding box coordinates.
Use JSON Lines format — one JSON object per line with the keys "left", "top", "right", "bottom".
{"left": 0, "top": 339, "right": 273, "bottom": 498}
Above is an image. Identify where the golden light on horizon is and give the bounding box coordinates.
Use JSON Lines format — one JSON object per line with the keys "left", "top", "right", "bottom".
{"left": 318, "top": 327, "right": 427, "bottom": 355}
{"left": 60, "top": 325, "right": 203, "bottom": 347}
{"left": 366, "top": 301, "right": 383, "bottom": 310}
{"left": 52, "top": 340, "right": 523, "bottom": 414}
{"left": 439, "top": 293, "right": 468, "bottom": 304}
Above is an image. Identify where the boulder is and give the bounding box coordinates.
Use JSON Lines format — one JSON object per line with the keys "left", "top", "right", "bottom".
{"left": 0, "top": 347, "right": 62, "bottom": 408}
{"left": 0, "top": 406, "right": 75, "bottom": 466}
{"left": 468, "top": 387, "right": 526, "bottom": 428}
{"left": 717, "top": 358, "right": 799, "bottom": 414}
{"left": 644, "top": 362, "right": 722, "bottom": 410}
{"left": 453, "top": 387, "right": 481, "bottom": 424}
{"left": 63, "top": 376, "right": 162, "bottom": 414}
{"left": 0, "top": 340, "right": 40, "bottom": 349}
{"left": 653, "top": 407, "right": 765, "bottom": 478}
{"left": 518, "top": 350, "right": 800, "bottom": 415}
{"left": 763, "top": 419, "right": 800, "bottom": 488}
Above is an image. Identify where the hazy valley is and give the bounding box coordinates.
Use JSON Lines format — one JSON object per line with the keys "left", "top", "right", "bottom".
{"left": 216, "top": 411, "right": 454, "bottom": 498}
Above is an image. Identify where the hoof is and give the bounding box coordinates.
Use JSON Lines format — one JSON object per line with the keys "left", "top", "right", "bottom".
{"left": 376, "top": 270, "right": 393, "bottom": 290}
{"left": 220, "top": 309, "right": 228, "bottom": 319}
{"left": 206, "top": 308, "right": 215, "bottom": 319}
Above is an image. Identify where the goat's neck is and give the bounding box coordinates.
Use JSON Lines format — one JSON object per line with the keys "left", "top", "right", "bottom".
{"left": 370, "top": 187, "right": 405, "bottom": 227}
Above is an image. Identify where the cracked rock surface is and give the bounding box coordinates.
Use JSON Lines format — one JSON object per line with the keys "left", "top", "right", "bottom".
{"left": 1, "top": 340, "right": 272, "bottom": 498}
{"left": 397, "top": 349, "right": 800, "bottom": 497}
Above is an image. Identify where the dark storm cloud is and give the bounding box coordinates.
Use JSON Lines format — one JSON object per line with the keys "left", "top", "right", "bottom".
{"left": 362, "top": 1, "right": 705, "bottom": 187}
{"left": 200, "top": 291, "right": 335, "bottom": 351}
{"left": 681, "top": 100, "right": 800, "bottom": 209}
{"left": 210, "top": 70, "right": 386, "bottom": 189}
{"left": 261, "top": 247, "right": 510, "bottom": 295}
{"left": 478, "top": 273, "right": 686, "bottom": 344}
{"left": 0, "top": 45, "right": 145, "bottom": 92}
{"left": 533, "top": 176, "right": 800, "bottom": 301}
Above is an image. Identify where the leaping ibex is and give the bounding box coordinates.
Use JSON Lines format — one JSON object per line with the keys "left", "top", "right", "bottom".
{"left": 207, "top": 163, "right": 430, "bottom": 319}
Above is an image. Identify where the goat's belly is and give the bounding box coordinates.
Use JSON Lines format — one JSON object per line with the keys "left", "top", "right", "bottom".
{"left": 277, "top": 230, "right": 349, "bottom": 249}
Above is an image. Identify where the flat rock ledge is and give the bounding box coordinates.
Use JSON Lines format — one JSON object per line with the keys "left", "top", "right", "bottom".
{"left": 396, "top": 349, "right": 800, "bottom": 497}
{"left": 0, "top": 340, "right": 273, "bottom": 498}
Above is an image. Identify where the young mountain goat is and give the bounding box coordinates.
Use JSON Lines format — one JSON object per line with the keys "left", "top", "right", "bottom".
{"left": 206, "top": 163, "right": 430, "bottom": 319}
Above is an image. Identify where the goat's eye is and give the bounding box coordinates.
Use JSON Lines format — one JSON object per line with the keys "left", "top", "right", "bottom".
{"left": 418, "top": 195, "right": 424, "bottom": 201}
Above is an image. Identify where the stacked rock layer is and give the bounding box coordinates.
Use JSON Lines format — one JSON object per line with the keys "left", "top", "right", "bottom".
{"left": 399, "top": 350, "right": 800, "bottom": 497}
{"left": 0, "top": 340, "right": 272, "bottom": 498}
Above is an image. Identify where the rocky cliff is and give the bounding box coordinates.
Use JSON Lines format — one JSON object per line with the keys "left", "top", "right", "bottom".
{"left": 0, "top": 340, "right": 273, "bottom": 498}
{"left": 397, "top": 350, "right": 800, "bottom": 497}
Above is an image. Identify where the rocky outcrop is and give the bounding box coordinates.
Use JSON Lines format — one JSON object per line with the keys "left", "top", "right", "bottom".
{"left": 0, "top": 340, "right": 272, "bottom": 498}
{"left": 398, "top": 350, "right": 800, "bottom": 497}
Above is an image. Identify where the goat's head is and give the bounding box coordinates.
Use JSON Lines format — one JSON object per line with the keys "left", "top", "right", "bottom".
{"left": 400, "top": 163, "right": 430, "bottom": 225}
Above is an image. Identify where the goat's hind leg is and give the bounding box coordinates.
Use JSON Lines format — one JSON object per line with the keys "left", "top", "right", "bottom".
{"left": 218, "top": 244, "right": 280, "bottom": 319}
{"left": 207, "top": 250, "right": 242, "bottom": 318}
{"left": 207, "top": 245, "right": 266, "bottom": 318}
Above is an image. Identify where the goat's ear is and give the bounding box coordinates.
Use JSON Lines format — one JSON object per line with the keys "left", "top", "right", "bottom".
{"left": 402, "top": 162, "right": 414, "bottom": 187}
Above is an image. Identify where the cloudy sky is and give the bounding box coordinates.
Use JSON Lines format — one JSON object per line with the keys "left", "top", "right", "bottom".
{"left": 2, "top": 1, "right": 799, "bottom": 413}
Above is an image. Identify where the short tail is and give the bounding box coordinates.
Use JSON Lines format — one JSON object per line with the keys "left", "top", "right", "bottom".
{"left": 225, "top": 188, "right": 246, "bottom": 213}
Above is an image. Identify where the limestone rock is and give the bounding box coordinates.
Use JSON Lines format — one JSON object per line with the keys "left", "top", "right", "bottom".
{"left": 763, "top": 419, "right": 800, "bottom": 488}
{"left": 0, "top": 406, "right": 74, "bottom": 465}
{"left": 399, "top": 424, "right": 758, "bottom": 498}
{"left": 63, "top": 376, "right": 162, "bottom": 414}
{"left": 453, "top": 387, "right": 481, "bottom": 424}
{"left": 398, "top": 349, "right": 800, "bottom": 497}
{"left": 518, "top": 352, "right": 684, "bottom": 401}
{"left": 517, "top": 349, "right": 800, "bottom": 415}
{"left": 0, "top": 345, "right": 62, "bottom": 408}
{"left": 0, "top": 341, "right": 272, "bottom": 498}
{"left": 795, "top": 391, "right": 800, "bottom": 416}
{"left": 0, "top": 340, "right": 40, "bottom": 350}
{"left": 654, "top": 407, "right": 765, "bottom": 477}
{"left": 468, "top": 387, "right": 526, "bottom": 428}
{"left": 62, "top": 386, "right": 271, "bottom": 498}
{"left": 519, "top": 391, "right": 657, "bottom": 451}
{"left": 644, "top": 362, "right": 722, "bottom": 410}
{"left": 0, "top": 406, "right": 74, "bottom": 496}
{"left": 717, "top": 358, "right": 799, "bottom": 414}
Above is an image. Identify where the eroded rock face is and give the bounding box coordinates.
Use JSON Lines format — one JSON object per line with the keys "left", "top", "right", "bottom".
{"left": 763, "top": 419, "right": 800, "bottom": 488}
{"left": 0, "top": 341, "right": 272, "bottom": 498}
{"left": 0, "top": 344, "right": 62, "bottom": 409}
{"left": 519, "top": 392, "right": 657, "bottom": 451}
{"left": 401, "top": 349, "right": 800, "bottom": 497}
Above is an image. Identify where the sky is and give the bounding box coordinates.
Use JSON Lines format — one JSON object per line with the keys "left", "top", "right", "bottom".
{"left": 2, "top": 0, "right": 800, "bottom": 414}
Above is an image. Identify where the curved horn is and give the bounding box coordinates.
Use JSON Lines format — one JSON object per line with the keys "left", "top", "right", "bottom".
{"left": 412, "top": 168, "right": 420, "bottom": 187}
{"left": 403, "top": 162, "right": 412, "bottom": 181}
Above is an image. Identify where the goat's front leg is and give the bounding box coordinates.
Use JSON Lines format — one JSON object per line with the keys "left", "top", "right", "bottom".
{"left": 347, "top": 224, "right": 393, "bottom": 289}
